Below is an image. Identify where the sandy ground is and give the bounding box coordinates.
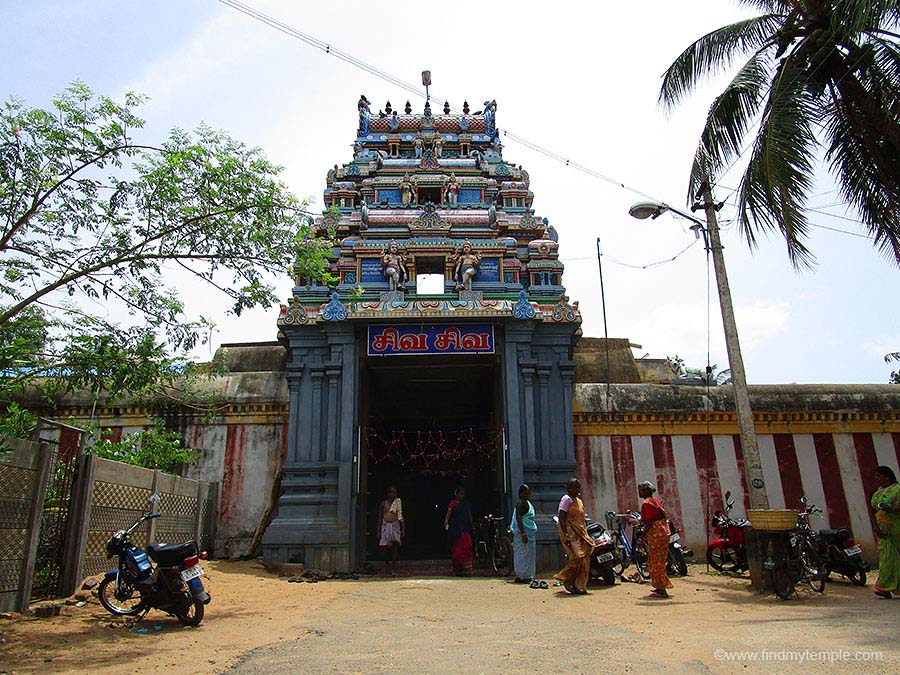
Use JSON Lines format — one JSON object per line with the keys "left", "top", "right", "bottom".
{"left": 2, "top": 560, "right": 898, "bottom": 674}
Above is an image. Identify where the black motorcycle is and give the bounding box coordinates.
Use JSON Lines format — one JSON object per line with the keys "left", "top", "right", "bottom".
{"left": 815, "top": 527, "right": 869, "bottom": 586}
{"left": 666, "top": 518, "right": 692, "bottom": 576}
{"left": 553, "top": 514, "right": 618, "bottom": 585}
{"left": 585, "top": 516, "right": 618, "bottom": 585}
{"left": 98, "top": 502, "right": 211, "bottom": 626}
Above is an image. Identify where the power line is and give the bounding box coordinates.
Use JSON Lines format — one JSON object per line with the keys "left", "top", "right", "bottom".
{"left": 216, "top": 0, "right": 664, "bottom": 204}
{"left": 561, "top": 238, "right": 700, "bottom": 269}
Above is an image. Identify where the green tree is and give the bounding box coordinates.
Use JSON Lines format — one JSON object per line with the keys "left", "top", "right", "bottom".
{"left": 91, "top": 420, "right": 200, "bottom": 474}
{"left": 0, "top": 82, "right": 332, "bottom": 399}
{"left": 659, "top": 1, "right": 900, "bottom": 267}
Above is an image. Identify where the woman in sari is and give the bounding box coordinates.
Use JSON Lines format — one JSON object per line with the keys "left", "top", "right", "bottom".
{"left": 553, "top": 478, "right": 593, "bottom": 594}
{"left": 444, "top": 486, "right": 474, "bottom": 576}
{"left": 639, "top": 481, "right": 673, "bottom": 598}
{"left": 871, "top": 465, "right": 900, "bottom": 598}
{"left": 511, "top": 483, "right": 537, "bottom": 584}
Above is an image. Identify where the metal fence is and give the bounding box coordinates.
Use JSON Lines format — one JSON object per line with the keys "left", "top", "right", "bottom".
{"left": 0, "top": 434, "right": 217, "bottom": 612}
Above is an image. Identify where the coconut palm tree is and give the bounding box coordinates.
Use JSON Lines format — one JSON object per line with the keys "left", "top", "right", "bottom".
{"left": 659, "top": 0, "right": 900, "bottom": 268}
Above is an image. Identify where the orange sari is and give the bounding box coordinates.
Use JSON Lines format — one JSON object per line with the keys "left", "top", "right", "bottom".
{"left": 553, "top": 496, "right": 594, "bottom": 593}
{"left": 642, "top": 497, "right": 673, "bottom": 592}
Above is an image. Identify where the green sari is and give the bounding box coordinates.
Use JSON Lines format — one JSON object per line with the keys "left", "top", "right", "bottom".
{"left": 871, "top": 482, "right": 900, "bottom": 594}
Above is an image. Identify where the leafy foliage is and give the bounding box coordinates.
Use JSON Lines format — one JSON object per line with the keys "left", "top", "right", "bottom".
{"left": 659, "top": 1, "right": 900, "bottom": 267}
{"left": 0, "top": 82, "right": 333, "bottom": 400}
{"left": 886, "top": 351, "right": 900, "bottom": 383}
{"left": 91, "top": 420, "right": 200, "bottom": 473}
{"left": 0, "top": 402, "right": 36, "bottom": 438}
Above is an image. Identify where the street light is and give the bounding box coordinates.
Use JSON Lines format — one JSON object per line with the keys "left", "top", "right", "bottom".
{"left": 628, "top": 190, "right": 770, "bottom": 510}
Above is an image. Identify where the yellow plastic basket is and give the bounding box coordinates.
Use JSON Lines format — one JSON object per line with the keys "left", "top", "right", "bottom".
{"left": 747, "top": 509, "right": 799, "bottom": 531}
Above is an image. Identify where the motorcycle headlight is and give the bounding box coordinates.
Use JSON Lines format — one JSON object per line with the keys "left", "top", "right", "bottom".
{"left": 106, "top": 532, "right": 124, "bottom": 558}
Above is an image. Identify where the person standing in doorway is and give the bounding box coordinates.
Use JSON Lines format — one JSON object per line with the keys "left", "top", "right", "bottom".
{"left": 444, "top": 486, "right": 474, "bottom": 576}
{"left": 553, "top": 478, "right": 593, "bottom": 594}
{"left": 511, "top": 483, "right": 537, "bottom": 584}
{"left": 379, "top": 485, "right": 404, "bottom": 576}
{"left": 639, "top": 480, "right": 673, "bottom": 598}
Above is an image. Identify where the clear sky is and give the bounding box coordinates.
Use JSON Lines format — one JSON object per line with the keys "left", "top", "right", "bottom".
{"left": 3, "top": 0, "right": 898, "bottom": 384}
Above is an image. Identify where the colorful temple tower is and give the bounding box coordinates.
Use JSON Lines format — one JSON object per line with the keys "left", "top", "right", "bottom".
{"left": 263, "top": 94, "right": 581, "bottom": 571}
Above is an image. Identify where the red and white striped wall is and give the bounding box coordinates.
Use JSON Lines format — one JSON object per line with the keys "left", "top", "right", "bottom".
{"left": 574, "top": 432, "right": 900, "bottom": 556}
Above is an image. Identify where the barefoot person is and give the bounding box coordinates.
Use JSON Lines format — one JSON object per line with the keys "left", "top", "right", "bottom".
{"left": 872, "top": 465, "right": 900, "bottom": 598}
{"left": 444, "top": 486, "right": 474, "bottom": 576}
{"left": 379, "top": 485, "right": 404, "bottom": 575}
{"left": 553, "top": 478, "right": 592, "bottom": 594}
{"left": 639, "top": 481, "right": 673, "bottom": 598}
{"left": 511, "top": 483, "right": 537, "bottom": 584}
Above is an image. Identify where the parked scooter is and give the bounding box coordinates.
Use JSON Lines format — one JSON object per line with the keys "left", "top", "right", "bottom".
{"left": 706, "top": 490, "right": 748, "bottom": 572}
{"left": 553, "top": 514, "right": 618, "bottom": 585}
{"left": 98, "top": 495, "right": 211, "bottom": 626}
{"left": 815, "top": 526, "right": 869, "bottom": 586}
{"left": 666, "top": 518, "right": 693, "bottom": 576}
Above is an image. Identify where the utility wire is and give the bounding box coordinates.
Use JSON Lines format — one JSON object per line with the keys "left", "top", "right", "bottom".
{"left": 216, "top": 0, "right": 666, "bottom": 204}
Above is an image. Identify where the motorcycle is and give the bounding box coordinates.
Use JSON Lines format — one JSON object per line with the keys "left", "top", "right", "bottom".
{"left": 815, "top": 526, "right": 869, "bottom": 586}
{"left": 98, "top": 497, "right": 211, "bottom": 626}
{"left": 666, "top": 518, "right": 693, "bottom": 576}
{"left": 706, "top": 490, "right": 748, "bottom": 572}
{"left": 553, "top": 514, "right": 618, "bottom": 585}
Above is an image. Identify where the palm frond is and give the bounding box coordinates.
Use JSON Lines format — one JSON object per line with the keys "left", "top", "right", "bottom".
{"left": 736, "top": 57, "right": 819, "bottom": 267}
{"left": 832, "top": 1, "right": 900, "bottom": 34}
{"left": 824, "top": 94, "right": 900, "bottom": 264}
{"left": 688, "top": 52, "right": 774, "bottom": 200}
{"left": 659, "top": 14, "right": 785, "bottom": 112}
{"left": 864, "top": 37, "right": 900, "bottom": 116}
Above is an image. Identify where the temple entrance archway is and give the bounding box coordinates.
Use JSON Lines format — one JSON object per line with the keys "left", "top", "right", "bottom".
{"left": 360, "top": 353, "right": 506, "bottom": 561}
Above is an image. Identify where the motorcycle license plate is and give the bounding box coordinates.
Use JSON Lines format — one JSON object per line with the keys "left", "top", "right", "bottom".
{"left": 844, "top": 545, "right": 862, "bottom": 556}
{"left": 595, "top": 552, "right": 614, "bottom": 564}
{"left": 669, "top": 533, "right": 680, "bottom": 543}
{"left": 180, "top": 564, "right": 204, "bottom": 582}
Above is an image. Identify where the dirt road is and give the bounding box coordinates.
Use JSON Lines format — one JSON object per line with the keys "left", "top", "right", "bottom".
{"left": 2, "top": 561, "right": 898, "bottom": 674}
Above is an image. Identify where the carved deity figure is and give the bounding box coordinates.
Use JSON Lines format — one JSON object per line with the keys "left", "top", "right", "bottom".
{"left": 444, "top": 172, "right": 460, "bottom": 207}
{"left": 399, "top": 173, "right": 414, "bottom": 206}
{"left": 358, "top": 95, "right": 372, "bottom": 136}
{"left": 483, "top": 99, "right": 497, "bottom": 137}
{"left": 433, "top": 135, "right": 443, "bottom": 158}
{"left": 452, "top": 240, "right": 481, "bottom": 291}
{"left": 388, "top": 110, "right": 400, "bottom": 131}
{"left": 414, "top": 136, "right": 424, "bottom": 159}
{"left": 381, "top": 241, "right": 408, "bottom": 291}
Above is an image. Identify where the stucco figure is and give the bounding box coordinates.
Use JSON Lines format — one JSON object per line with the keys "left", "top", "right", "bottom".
{"left": 452, "top": 240, "right": 481, "bottom": 291}
{"left": 381, "top": 241, "right": 408, "bottom": 291}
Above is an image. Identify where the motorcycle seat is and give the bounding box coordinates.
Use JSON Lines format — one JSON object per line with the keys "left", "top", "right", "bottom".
{"left": 818, "top": 528, "right": 851, "bottom": 541}
{"left": 147, "top": 541, "right": 198, "bottom": 565}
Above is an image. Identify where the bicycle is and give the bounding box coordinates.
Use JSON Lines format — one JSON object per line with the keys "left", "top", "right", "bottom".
{"left": 765, "top": 497, "right": 827, "bottom": 600}
{"left": 606, "top": 511, "right": 649, "bottom": 580}
{"left": 474, "top": 515, "right": 513, "bottom": 576}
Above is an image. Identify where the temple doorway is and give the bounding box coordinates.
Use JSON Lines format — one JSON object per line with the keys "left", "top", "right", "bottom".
{"left": 360, "top": 353, "right": 505, "bottom": 561}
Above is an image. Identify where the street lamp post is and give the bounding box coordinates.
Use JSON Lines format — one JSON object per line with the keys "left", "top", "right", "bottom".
{"left": 628, "top": 183, "right": 770, "bottom": 510}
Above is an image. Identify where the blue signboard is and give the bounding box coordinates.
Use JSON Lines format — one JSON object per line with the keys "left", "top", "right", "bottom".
{"left": 360, "top": 257, "right": 386, "bottom": 283}
{"left": 475, "top": 257, "right": 500, "bottom": 283}
{"left": 368, "top": 324, "right": 494, "bottom": 356}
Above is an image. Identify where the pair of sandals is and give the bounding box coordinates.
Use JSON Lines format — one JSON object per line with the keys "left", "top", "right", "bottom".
{"left": 529, "top": 580, "right": 549, "bottom": 589}
{"left": 874, "top": 590, "right": 892, "bottom": 599}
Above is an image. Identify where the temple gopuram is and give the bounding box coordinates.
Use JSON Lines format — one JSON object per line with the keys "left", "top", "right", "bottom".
{"left": 263, "top": 93, "right": 581, "bottom": 571}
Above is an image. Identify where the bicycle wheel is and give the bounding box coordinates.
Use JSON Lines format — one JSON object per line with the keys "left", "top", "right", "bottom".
{"left": 771, "top": 562, "right": 794, "bottom": 600}
{"left": 799, "top": 540, "right": 826, "bottom": 593}
{"left": 633, "top": 536, "right": 650, "bottom": 579}
{"left": 492, "top": 533, "right": 513, "bottom": 575}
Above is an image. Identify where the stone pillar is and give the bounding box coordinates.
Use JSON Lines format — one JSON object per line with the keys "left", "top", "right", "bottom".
{"left": 502, "top": 319, "right": 580, "bottom": 572}
{"left": 262, "top": 323, "right": 359, "bottom": 571}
